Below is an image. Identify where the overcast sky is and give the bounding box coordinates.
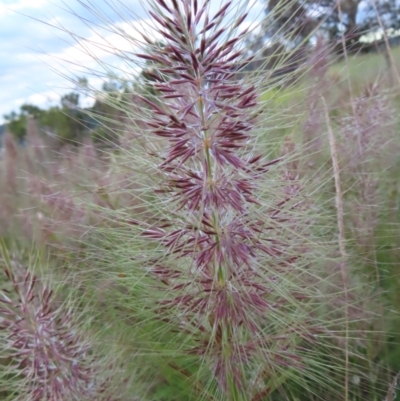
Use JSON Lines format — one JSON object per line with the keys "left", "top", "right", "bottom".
{"left": 0, "top": 0, "right": 265, "bottom": 124}
{"left": 0, "top": 0, "right": 148, "bottom": 123}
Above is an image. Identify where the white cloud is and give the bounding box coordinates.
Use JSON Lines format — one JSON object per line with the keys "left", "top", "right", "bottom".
{"left": 12, "top": 0, "right": 50, "bottom": 9}
{"left": 26, "top": 16, "right": 158, "bottom": 92}
{"left": 0, "top": 0, "right": 50, "bottom": 17}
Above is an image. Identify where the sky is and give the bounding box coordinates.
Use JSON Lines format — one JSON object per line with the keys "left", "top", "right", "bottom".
{"left": 0, "top": 0, "right": 150, "bottom": 123}
{"left": 0, "top": 0, "right": 265, "bottom": 124}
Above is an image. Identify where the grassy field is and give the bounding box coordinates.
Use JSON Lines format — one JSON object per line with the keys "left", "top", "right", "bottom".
{"left": 0, "top": 31, "right": 400, "bottom": 401}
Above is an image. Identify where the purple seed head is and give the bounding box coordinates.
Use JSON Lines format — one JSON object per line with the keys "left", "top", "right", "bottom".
{"left": 130, "top": 0, "right": 313, "bottom": 394}
{"left": 0, "top": 264, "right": 103, "bottom": 400}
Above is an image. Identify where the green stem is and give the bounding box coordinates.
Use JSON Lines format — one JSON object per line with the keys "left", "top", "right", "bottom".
{"left": 197, "top": 87, "right": 223, "bottom": 282}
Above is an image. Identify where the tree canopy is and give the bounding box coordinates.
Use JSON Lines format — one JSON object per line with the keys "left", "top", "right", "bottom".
{"left": 260, "top": 0, "right": 400, "bottom": 52}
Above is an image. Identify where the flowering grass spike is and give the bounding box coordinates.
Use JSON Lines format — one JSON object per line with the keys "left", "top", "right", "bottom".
{"left": 122, "top": 0, "right": 326, "bottom": 397}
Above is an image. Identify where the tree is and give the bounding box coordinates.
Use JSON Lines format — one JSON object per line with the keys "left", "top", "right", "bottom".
{"left": 361, "top": 0, "right": 400, "bottom": 39}
{"left": 259, "top": 0, "right": 399, "bottom": 55}
{"left": 325, "top": 0, "right": 363, "bottom": 50}
{"left": 246, "top": 0, "right": 317, "bottom": 78}
{"left": 261, "top": 0, "right": 316, "bottom": 45}
{"left": 3, "top": 104, "right": 44, "bottom": 142}
{"left": 89, "top": 74, "right": 133, "bottom": 146}
{"left": 39, "top": 92, "right": 88, "bottom": 144}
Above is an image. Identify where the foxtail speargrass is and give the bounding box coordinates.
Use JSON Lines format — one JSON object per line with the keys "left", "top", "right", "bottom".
{"left": 130, "top": 0, "right": 319, "bottom": 395}
{"left": 0, "top": 245, "right": 125, "bottom": 401}
{"left": 63, "top": 0, "right": 358, "bottom": 399}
